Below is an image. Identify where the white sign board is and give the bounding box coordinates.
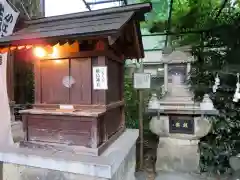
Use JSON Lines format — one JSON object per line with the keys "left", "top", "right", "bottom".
{"left": 93, "top": 66, "right": 108, "bottom": 90}
{"left": 133, "top": 73, "right": 151, "bottom": 89}
{"left": 0, "top": 1, "right": 19, "bottom": 37}
{"left": 59, "top": 104, "right": 74, "bottom": 110}
{"left": 0, "top": 0, "right": 19, "bottom": 145}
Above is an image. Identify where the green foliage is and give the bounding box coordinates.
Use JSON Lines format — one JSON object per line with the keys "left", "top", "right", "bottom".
{"left": 140, "top": 0, "right": 237, "bottom": 46}
{"left": 14, "top": 56, "right": 34, "bottom": 104}
{"left": 124, "top": 75, "right": 139, "bottom": 129}
{"left": 124, "top": 69, "right": 153, "bottom": 134}
{"left": 140, "top": 0, "right": 169, "bottom": 30}
{"left": 189, "top": 13, "right": 240, "bottom": 174}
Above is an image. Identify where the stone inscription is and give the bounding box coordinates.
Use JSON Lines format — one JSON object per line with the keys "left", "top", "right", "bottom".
{"left": 169, "top": 115, "right": 194, "bottom": 134}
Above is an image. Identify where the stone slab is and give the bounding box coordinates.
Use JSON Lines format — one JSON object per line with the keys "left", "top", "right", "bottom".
{"left": 146, "top": 109, "right": 219, "bottom": 115}
{"left": 0, "top": 129, "right": 138, "bottom": 179}
{"left": 135, "top": 172, "right": 229, "bottom": 180}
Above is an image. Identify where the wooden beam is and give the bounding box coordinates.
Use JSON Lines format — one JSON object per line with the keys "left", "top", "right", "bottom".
{"left": 0, "top": 31, "right": 117, "bottom": 48}
{"left": 32, "top": 100, "right": 124, "bottom": 111}
{"left": 36, "top": 50, "right": 123, "bottom": 64}
{"left": 34, "top": 58, "right": 41, "bottom": 104}
{"left": 7, "top": 52, "right": 14, "bottom": 101}
{"left": 132, "top": 21, "right": 144, "bottom": 59}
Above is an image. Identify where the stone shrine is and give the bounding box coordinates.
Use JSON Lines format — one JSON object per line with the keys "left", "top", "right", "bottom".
{"left": 148, "top": 50, "right": 218, "bottom": 173}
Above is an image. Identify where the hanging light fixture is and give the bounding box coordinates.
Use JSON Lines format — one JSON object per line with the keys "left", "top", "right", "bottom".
{"left": 33, "top": 47, "right": 47, "bottom": 58}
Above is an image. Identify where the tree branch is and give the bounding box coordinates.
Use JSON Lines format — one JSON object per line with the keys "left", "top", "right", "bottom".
{"left": 215, "top": 0, "right": 228, "bottom": 18}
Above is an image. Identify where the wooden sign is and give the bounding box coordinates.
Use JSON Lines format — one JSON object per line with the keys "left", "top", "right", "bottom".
{"left": 133, "top": 73, "right": 151, "bottom": 89}
{"left": 93, "top": 66, "right": 108, "bottom": 90}
{"left": 169, "top": 115, "right": 194, "bottom": 134}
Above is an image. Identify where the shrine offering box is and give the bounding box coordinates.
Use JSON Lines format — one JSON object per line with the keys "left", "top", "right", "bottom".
{"left": 0, "top": 3, "right": 152, "bottom": 156}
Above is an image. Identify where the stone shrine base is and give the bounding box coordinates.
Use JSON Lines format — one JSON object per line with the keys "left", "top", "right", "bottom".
{"left": 156, "top": 137, "right": 199, "bottom": 173}
{"left": 0, "top": 129, "right": 138, "bottom": 180}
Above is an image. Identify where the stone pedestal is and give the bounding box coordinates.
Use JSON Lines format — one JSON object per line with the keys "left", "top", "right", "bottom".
{"left": 156, "top": 137, "right": 199, "bottom": 172}
{"left": 149, "top": 115, "right": 212, "bottom": 173}
{"left": 0, "top": 129, "right": 138, "bottom": 180}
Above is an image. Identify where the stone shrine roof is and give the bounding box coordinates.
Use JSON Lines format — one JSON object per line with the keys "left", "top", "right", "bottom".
{"left": 162, "top": 50, "right": 194, "bottom": 64}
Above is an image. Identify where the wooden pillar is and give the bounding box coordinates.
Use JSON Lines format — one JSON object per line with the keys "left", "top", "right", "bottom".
{"left": 91, "top": 119, "right": 98, "bottom": 148}
{"left": 7, "top": 52, "right": 14, "bottom": 102}
{"left": 34, "top": 59, "right": 41, "bottom": 104}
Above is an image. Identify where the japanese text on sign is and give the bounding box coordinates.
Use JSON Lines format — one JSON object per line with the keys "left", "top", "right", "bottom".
{"left": 169, "top": 115, "right": 194, "bottom": 135}
{"left": 133, "top": 73, "right": 151, "bottom": 89}
{"left": 0, "top": 1, "right": 19, "bottom": 37}
{"left": 93, "top": 66, "right": 108, "bottom": 90}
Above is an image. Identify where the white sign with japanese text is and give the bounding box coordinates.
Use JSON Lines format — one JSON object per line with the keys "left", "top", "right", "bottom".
{"left": 93, "top": 66, "right": 108, "bottom": 90}
{"left": 0, "top": 0, "right": 19, "bottom": 145}
{"left": 133, "top": 73, "right": 151, "bottom": 89}
{"left": 0, "top": 0, "right": 19, "bottom": 37}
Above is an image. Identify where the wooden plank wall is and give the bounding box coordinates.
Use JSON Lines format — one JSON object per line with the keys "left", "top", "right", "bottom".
{"left": 26, "top": 115, "right": 93, "bottom": 146}
{"left": 37, "top": 58, "right": 92, "bottom": 105}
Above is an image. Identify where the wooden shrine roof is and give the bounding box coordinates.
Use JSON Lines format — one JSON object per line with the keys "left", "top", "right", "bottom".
{"left": 0, "top": 3, "right": 151, "bottom": 48}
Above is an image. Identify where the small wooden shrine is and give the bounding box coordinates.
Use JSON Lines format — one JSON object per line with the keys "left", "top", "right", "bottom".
{"left": 0, "top": 3, "right": 151, "bottom": 155}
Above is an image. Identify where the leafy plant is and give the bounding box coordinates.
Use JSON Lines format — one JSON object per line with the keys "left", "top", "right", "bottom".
{"left": 189, "top": 13, "right": 240, "bottom": 174}
{"left": 124, "top": 74, "right": 139, "bottom": 129}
